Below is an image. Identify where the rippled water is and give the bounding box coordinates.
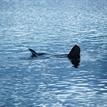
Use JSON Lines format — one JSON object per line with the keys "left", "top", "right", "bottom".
{"left": 0, "top": 0, "right": 107, "bottom": 107}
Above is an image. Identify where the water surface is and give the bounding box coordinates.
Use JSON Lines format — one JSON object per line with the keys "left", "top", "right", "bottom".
{"left": 0, "top": 0, "right": 107, "bottom": 107}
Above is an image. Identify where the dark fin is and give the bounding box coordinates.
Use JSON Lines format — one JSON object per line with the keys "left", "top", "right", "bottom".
{"left": 68, "top": 45, "right": 80, "bottom": 59}
{"left": 67, "top": 45, "right": 80, "bottom": 68}
{"left": 29, "top": 48, "right": 38, "bottom": 57}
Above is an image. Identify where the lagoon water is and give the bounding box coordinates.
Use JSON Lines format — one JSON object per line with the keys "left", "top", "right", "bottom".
{"left": 0, "top": 0, "right": 107, "bottom": 107}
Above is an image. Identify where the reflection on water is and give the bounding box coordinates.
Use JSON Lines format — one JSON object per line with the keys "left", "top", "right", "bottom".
{"left": 69, "top": 58, "right": 80, "bottom": 68}
{"left": 0, "top": 0, "right": 107, "bottom": 107}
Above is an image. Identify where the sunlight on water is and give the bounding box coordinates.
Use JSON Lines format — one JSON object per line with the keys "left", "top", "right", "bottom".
{"left": 0, "top": 0, "right": 107, "bottom": 107}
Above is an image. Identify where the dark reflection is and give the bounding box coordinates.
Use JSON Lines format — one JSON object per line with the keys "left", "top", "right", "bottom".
{"left": 67, "top": 45, "right": 80, "bottom": 68}
{"left": 68, "top": 57, "right": 80, "bottom": 68}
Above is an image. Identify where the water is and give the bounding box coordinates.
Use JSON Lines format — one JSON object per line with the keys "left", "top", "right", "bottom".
{"left": 0, "top": 0, "right": 107, "bottom": 107}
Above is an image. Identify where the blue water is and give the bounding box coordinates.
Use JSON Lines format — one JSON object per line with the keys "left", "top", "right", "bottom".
{"left": 0, "top": 0, "right": 107, "bottom": 107}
